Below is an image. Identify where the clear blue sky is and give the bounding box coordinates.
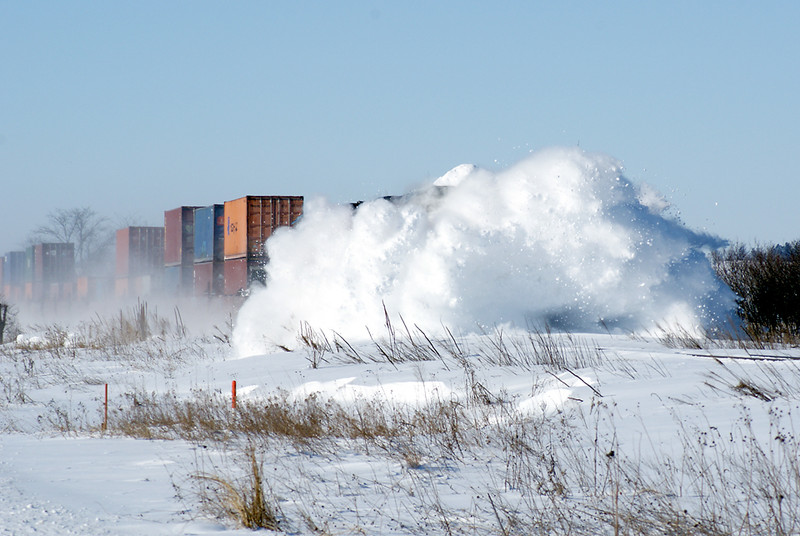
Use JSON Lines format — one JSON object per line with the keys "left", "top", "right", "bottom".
{"left": 1, "top": 1, "right": 798, "bottom": 256}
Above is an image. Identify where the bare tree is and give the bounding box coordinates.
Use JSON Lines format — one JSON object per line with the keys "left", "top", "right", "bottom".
{"left": 30, "top": 207, "right": 113, "bottom": 274}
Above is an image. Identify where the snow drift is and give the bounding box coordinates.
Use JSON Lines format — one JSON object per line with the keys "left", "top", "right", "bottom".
{"left": 233, "top": 147, "right": 731, "bottom": 355}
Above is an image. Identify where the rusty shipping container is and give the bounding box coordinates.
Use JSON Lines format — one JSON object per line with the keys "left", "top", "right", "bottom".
{"left": 116, "top": 227, "right": 165, "bottom": 278}
{"left": 223, "top": 196, "right": 303, "bottom": 260}
{"left": 223, "top": 258, "right": 266, "bottom": 296}
{"left": 193, "top": 261, "right": 224, "bottom": 296}
{"left": 33, "top": 243, "right": 75, "bottom": 284}
{"left": 194, "top": 205, "right": 225, "bottom": 263}
{"left": 165, "top": 207, "right": 199, "bottom": 266}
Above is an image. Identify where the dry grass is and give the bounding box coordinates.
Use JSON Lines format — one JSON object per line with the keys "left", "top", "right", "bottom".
{"left": 192, "top": 445, "right": 282, "bottom": 531}
{"left": 7, "top": 306, "right": 800, "bottom": 534}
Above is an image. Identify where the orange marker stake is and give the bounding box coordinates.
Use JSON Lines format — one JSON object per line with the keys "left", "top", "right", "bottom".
{"left": 232, "top": 380, "right": 237, "bottom": 409}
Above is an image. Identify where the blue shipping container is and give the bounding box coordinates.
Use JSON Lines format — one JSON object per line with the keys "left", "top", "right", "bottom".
{"left": 4, "top": 251, "right": 26, "bottom": 286}
{"left": 194, "top": 205, "right": 225, "bottom": 263}
{"left": 163, "top": 264, "right": 193, "bottom": 296}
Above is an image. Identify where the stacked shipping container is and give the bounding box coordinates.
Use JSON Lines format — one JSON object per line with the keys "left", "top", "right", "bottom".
{"left": 114, "top": 227, "right": 165, "bottom": 299}
{"left": 193, "top": 205, "right": 225, "bottom": 296}
{"left": 2, "top": 244, "right": 76, "bottom": 302}
{"left": 223, "top": 196, "right": 303, "bottom": 295}
{"left": 2, "top": 252, "right": 25, "bottom": 301}
{"left": 164, "top": 207, "right": 199, "bottom": 296}
{"left": 35, "top": 243, "right": 75, "bottom": 301}
{"left": 2, "top": 194, "right": 303, "bottom": 304}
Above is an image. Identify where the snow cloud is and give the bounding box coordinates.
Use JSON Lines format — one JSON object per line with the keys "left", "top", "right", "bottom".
{"left": 233, "top": 147, "right": 732, "bottom": 355}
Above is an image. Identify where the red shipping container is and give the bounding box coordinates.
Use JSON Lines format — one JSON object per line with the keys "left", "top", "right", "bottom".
{"left": 194, "top": 261, "right": 224, "bottom": 296}
{"left": 165, "top": 207, "right": 199, "bottom": 266}
{"left": 223, "top": 258, "right": 247, "bottom": 296}
{"left": 223, "top": 258, "right": 267, "bottom": 296}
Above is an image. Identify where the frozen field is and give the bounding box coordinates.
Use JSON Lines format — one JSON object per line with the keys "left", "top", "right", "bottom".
{"left": 1, "top": 313, "right": 799, "bottom": 535}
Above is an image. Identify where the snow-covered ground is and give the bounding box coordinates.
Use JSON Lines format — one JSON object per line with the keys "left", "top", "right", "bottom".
{"left": 1, "top": 319, "right": 799, "bottom": 535}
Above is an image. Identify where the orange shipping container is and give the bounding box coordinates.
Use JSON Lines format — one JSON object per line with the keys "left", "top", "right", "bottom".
{"left": 223, "top": 196, "right": 303, "bottom": 260}
{"left": 77, "top": 276, "right": 90, "bottom": 299}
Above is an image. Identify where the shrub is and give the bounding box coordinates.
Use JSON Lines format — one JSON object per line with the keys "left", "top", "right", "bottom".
{"left": 0, "top": 297, "right": 20, "bottom": 345}
{"left": 712, "top": 241, "right": 800, "bottom": 342}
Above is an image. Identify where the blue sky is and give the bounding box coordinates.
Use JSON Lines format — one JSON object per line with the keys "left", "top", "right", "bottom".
{"left": 1, "top": 2, "right": 798, "bottom": 256}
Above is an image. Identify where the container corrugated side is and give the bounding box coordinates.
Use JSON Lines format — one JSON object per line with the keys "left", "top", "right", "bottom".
{"left": 33, "top": 243, "right": 75, "bottom": 284}
{"left": 164, "top": 207, "right": 198, "bottom": 266}
{"left": 24, "top": 247, "right": 34, "bottom": 283}
{"left": 223, "top": 196, "right": 303, "bottom": 260}
{"left": 223, "top": 258, "right": 266, "bottom": 296}
{"left": 117, "top": 227, "right": 165, "bottom": 277}
{"left": 163, "top": 264, "right": 193, "bottom": 295}
{"left": 4, "top": 252, "right": 25, "bottom": 286}
{"left": 193, "top": 261, "right": 224, "bottom": 296}
{"left": 193, "top": 205, "right": 224, "bottom": 263}
{"left": 116, "top": 229, "right": 130, "bottom": 278}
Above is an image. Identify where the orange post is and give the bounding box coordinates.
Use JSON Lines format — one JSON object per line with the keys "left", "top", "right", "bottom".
{"left": 232, "top": 380, "right": 237, "bottom": 409}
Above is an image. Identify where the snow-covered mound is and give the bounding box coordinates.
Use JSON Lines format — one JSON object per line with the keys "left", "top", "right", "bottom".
{"left": 233, "top": 147, "right": 732, "bottom": 355}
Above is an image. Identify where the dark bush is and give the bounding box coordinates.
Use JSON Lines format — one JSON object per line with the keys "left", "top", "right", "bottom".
{"left": 712, "top": 241, "right": 800, "bottom": 341}
{"left": 0, "top": 298, "right": 20, "bottom": 345}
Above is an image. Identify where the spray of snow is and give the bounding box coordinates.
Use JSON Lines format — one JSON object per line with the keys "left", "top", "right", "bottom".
{"left": 233, "top": 147, "right": 731, "bottom": 355}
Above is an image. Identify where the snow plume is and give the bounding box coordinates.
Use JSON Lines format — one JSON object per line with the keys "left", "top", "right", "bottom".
{"left": 233, "top": 147, "right": 732, "bottom": 355}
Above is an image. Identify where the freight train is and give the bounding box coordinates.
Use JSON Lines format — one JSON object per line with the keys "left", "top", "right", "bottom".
{"left": 0, "top": 195, "right": 303, "bottom": 303}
